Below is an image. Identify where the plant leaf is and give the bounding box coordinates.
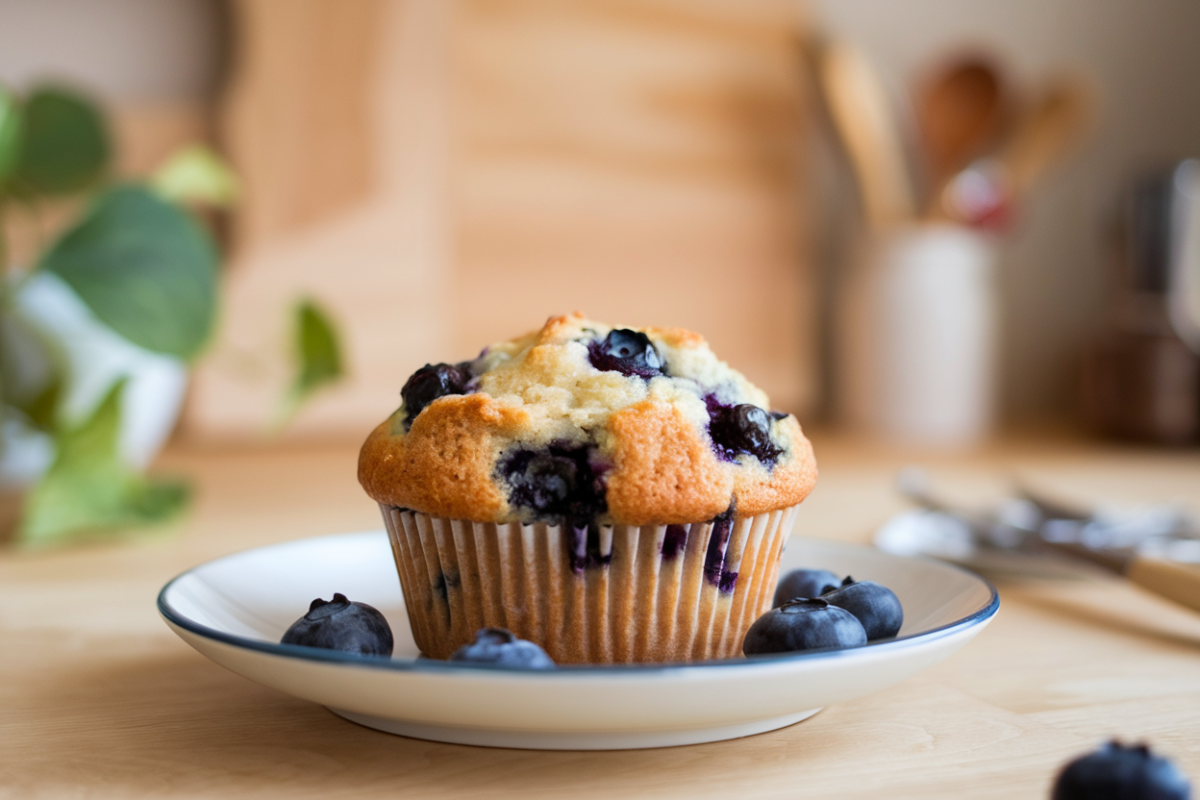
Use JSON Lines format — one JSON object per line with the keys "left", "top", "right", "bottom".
{"left": 150, "top": 144, "right": 239, "bottom": 208}
{"left": 36, "top": 184, "right": 218, "bottom": 359}
{"left": 18, "top": 379, "right": 188, "bottom": 546}
{"left": 13, "top": 86, "right": 109, "bottom": 195}
{"left": 0, "top": 86, "right": 23, "bottom": 184}
{"left": 280, "top": 298, "right": 344, "bottom": 422}
{"left": 0, "top": 309, "right": 60, "bottom": 427}
{"left": 20, "top": 378, "right": 61, "bottom": 433}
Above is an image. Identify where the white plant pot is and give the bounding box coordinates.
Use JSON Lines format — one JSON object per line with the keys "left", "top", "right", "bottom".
{"left": 838, "top": 224, "right": 998, "bottom": 448}
{"left": 0, "top": 271, "right": 188, "bottom": 485}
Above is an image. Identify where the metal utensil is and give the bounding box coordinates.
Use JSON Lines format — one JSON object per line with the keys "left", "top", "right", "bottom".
{"left": 887, "top": 467, "right": 1200, "bottom": 613}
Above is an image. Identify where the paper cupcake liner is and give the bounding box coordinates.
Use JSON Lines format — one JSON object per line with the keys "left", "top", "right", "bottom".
{"left": 379, "top": 505, "right": 799, "bottom": 664}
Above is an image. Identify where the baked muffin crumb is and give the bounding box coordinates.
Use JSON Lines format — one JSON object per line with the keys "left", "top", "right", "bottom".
{"left": 359, "top": 313, "right": 816, "bottom": 526}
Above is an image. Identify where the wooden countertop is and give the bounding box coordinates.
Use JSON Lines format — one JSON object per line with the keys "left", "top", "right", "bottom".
{"left": 3, "top": 432, "right": 1200, "bottom": 798}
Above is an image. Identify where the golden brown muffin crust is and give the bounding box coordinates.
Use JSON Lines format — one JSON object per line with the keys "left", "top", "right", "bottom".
{"left": 358, "top": 393, "right": 529, "bottom": 520}
{"left": 358, "top": 314, "right": 816, "bottom": 525}
{"left": 732, "top": 416, "right": 818, "bottom": 517}
{"left": 605, "top": 400, "right": 733, "bottom": 525}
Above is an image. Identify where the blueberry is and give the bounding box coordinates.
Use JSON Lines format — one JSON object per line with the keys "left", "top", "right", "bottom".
{"left": 820, "top": 577, "right": 904, "bottom": 640}
{"left": 773, "top": 568, "right": 842, "bottom": 607}
{"left": 450, "top": 627, "right": 556, "bottom": 668}
{"left": 742, "top": 598, "right": 867, "bottom": 655}
{"left": 1053, "top": 741, "right": 1192, "bottom": 800}
{"left": 281, "top": 593, "right": 394, "bottom": 657}
{"left": 587, "top": 329, "right": 664, "bottom": 378}
{"left": 497, "top": 444, "right": 608, "bottom": 526}
{"left": 705, "top": 397, "right": 783, "bottom": 466}
{"left": 400, "top": 362, "right": 471, "bottom": 429}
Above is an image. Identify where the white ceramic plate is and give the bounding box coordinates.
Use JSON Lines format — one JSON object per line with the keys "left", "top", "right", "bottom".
{"left": 159, "top": 531, "right": 998, "bottom": 750}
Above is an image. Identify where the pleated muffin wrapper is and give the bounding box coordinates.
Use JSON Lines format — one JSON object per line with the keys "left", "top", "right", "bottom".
{"left": 380, "top": 505, "right": 800, "bottom": 664}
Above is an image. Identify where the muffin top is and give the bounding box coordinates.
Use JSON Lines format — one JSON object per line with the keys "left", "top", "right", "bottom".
{"left": 358, "top": 313, "right": 816, "bottom": 526}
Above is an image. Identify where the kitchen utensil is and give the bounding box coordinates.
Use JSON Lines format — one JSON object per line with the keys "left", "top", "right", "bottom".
{"left": 160, "top": 530, "right": 997, "bottom": 749}
{"left": 1039, "top": 541, "right": 1200, "bottom": 612}
{"left": 917, "top": 58, "right": 1004, "bottom": 207}
{"left": 814, "top": 39, "right": 915, "bottom": 230}
{"left": 888, "top": 467, "right": 1200, "bottom": 612}
{"left": 998, "top": 74, "right": 1095, "bottom": 199}
{"left": 935, "top": 75, "right": 1093, "bottom": 227}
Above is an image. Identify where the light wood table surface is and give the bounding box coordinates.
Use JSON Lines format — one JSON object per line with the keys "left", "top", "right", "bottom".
{"left": 3, "top": 432, "right": 1200, "bottom": 798}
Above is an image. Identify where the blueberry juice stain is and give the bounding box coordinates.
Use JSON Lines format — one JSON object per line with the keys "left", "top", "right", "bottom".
{"left": 432, "top": 570, "right": 460, "bottom": 603}
{"left": 703, "top": 507, "right": 739, "bottom": 593}
{"left": 498, "top": 443, "right": 608, "bottom": 522}
{"left": 567, "top": 525, "right": 613, "bottom": 573}
{"left": 661, "top": 524, "right": 688, "bottom": 560}
{"left": 497, "top": 443, "right": 613, "bottom": 573}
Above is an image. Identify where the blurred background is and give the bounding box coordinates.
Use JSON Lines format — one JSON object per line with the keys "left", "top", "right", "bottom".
{"left": 2, "top": 0, "right": 1200, "bottom": 543}
{"left": 7, "top": 7, "right": 1200, "bottom": 788}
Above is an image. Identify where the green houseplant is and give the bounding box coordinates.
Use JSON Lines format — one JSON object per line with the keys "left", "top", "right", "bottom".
{"left": 0, "top": 84, "right": 342, "bottom": 546}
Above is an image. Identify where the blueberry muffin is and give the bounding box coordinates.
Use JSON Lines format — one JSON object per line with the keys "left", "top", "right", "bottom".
{"left": 359, "top": 313, "right": 816, "bottom": 663}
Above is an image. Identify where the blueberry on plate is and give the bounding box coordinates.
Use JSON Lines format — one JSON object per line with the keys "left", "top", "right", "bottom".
{"left": 587, "top": 329, "right": 664, "bottom": 378}
{"left": 743, "top": 598, "right": 867, "bottom": 656}
{"left": 281, "top": 593, "right": 394, "bottom": 657}
{"left": 773, "top": 568, "right": 842, "bottom": 607}
{"left": 450, "top": 628, "right": 556, "bottom": 669}
{"left": 1052, "top": 741, "right": 1192, "bottom": 800}
{"left": 400, "top": 362, "right": 472, "bottom": 429}
{"left": 820, "top": 577, "right": 904, "bottom": 641}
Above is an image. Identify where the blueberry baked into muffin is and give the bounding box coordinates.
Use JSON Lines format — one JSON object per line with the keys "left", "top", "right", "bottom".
{"left": 359, "top": 313, "right": 817, "bottom": 663}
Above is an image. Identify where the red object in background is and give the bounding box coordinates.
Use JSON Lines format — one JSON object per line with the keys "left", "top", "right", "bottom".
{"left": 938, "top": 160, "right": 1014, "bottom": 230}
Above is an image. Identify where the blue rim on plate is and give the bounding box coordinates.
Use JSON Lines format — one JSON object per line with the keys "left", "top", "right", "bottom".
{"left": 157, "top": 535, "right": 1000, "bottom": 676}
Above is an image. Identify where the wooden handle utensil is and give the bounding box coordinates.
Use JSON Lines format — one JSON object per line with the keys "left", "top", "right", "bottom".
{"left": 999, "top": 75, "right": 1095, "bottom": 198}
{"left": 1044, "top": 541, "right": 1200, "bottom": 613}
{"left": 814, "top": 40, "right": 915, "bottom": 230}
{"left": 918, "top": 57, "right": 1004, "bottom": 206}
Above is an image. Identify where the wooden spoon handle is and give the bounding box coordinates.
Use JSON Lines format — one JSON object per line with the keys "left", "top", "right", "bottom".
{"left": 817, "top": 41, "right": 914, "bottom": 230}
{"left": 1001, "top": 76, "right": 1095, "bottom": 197}
{"left": 1126, "top": 556, "right": 1200, "bottom": 613}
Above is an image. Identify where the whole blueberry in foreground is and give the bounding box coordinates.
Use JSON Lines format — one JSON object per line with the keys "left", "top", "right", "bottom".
{"left": 450, "top": 628, "right": 556, "bottom": 668}
{"left": 773, "top": 568, "right": 842, "bottom": 607}
{"left": 1053, "top": 741, "right": 1191, "bottom": 800}
{"left": 743, "top": 598, "right": 867, "bottom": 655}
{"left": 820, "top": 577, "right": 904, "bottom": 640}
{"left": 400, "top": 362, "right": 471, "bottom": 429}
{"left": 588, "top": 329, "right": 664, "bottom": 378}
{"left": 281, "top": 593, "right": 394, "bottom": 657}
